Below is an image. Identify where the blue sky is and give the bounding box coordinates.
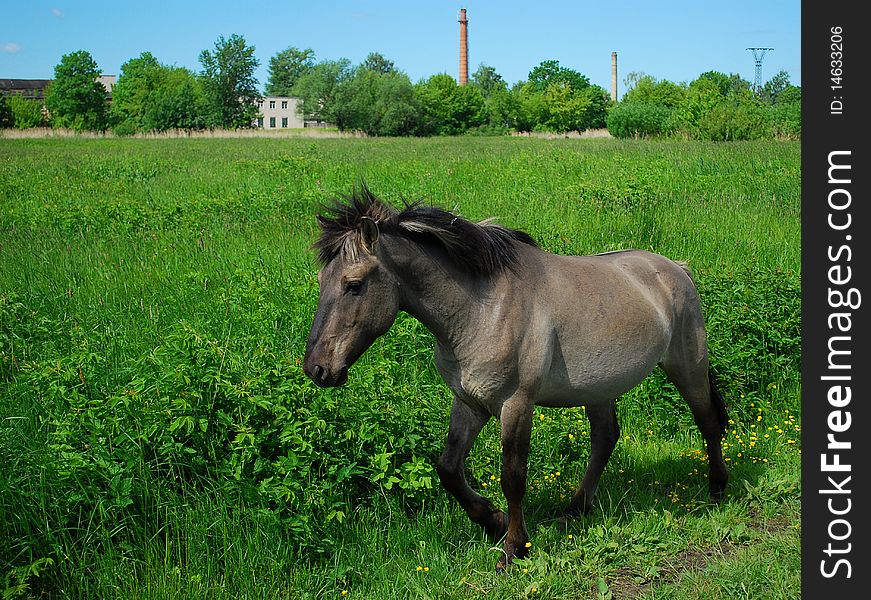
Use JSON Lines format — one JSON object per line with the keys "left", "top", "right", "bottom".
{"left": 1, "top": 1, "right": 800, "bottom": 94}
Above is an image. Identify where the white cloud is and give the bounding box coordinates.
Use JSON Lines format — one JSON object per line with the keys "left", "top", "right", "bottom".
{"left": 2, "top": 42, "right": 22, "bottom": 53}
{"left": 51, "top": 8, "right": 63, "bottom": 18}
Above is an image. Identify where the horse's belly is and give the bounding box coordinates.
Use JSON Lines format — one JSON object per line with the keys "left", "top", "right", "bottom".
{"left": 534, "top": 342, "right": 665, "bottom": 407}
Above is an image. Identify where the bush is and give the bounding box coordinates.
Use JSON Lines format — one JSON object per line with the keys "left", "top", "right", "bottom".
{"left": 765, "top": 102, "right": 801, "bottom": 139}
{"left": 6, "top": 96, "right": 47, "bottom": 129}
{"left": 0, "top": 95, "right": 10, "bottom": 128}
{"left": 606, "top": 102, "right": 674, "bottom": 138}
{"left": 695, "top": 102, "right": 766, "bottom": 141}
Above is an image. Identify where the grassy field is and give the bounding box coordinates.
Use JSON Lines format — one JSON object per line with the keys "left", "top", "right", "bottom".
{"left": 0, "top": 137, "right": 800, "bottom": 599}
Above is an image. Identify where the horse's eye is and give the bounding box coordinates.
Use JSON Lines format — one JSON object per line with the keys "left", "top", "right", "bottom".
{"left": 345, "top": 280, "right": 363, "bottom": 295}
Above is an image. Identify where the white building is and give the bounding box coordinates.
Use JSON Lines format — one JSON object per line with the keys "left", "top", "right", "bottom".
{"left": 256, "top": 96, "right": 304, "bottom": 129}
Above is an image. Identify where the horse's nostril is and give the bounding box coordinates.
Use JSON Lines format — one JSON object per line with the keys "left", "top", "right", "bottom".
{"left": 313, "top": 364, "right": 325, "bottom": 383}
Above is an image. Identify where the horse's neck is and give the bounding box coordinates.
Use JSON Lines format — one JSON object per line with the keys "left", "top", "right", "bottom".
{"left": 387, "top": 238, "right": 487, "bottom": 352}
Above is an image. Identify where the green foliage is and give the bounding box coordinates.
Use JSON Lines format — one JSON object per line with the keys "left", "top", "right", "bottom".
{"left": 331, "top": 62, "right": 420, "bottom": 136}
{"left": 141, "top": 72, "right": 207, "bottom": 132}
{"left": 470, "top": 63, "right": 507, "bottom": 98}
{"left": 527, "top": 59, "right": 590, "bottom": 93}
{"left": 0, "top": 95, "right": 10, "bottom": 128}
{"left": 360, "top": 52, "right": 395, "bottom": 75}
{"left": 766, "top": 101, "right": 801, "bottom": 139}
{"left": 415, "top": 74, "right": 486, "bottom": 135}
{"left": 199, "top": 34, "right": 261, "bottom": 129}
{"left": 613, "top": 70, "right": 800, "bottom": 141}
{"left": 265, "top": 46, "right": 315, "bottom": 96}
{"left": 112, "top": 52, "right": 207, "bottom": 133}
{"left": 44, "top": 50, "right": 109, "bottom": 131}
{"left": 292, "top": 59, "right": 353, "bottom": 123}
{"left": 696, "top": 101, "right": 767, "bottom": 141}
{"left": 606, "top": 102, "right": 675, "bottom": 138}
{"left": 623, "top": 75, "right": 685, "bottom": 108}
{"left": 6, "top": 95, "right": 46, "bottom": 128}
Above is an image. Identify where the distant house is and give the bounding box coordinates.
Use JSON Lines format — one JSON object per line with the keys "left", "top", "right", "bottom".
{"left": 0, "top": 79, "right": 53, "bottom": 99}
{"left": 256, "top": 96, "right": 304, "bottom": 129}
{"left": 0, "top": 76, "right": 116, "bottom": 100}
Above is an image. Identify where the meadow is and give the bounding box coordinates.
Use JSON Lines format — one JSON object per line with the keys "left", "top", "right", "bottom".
{"left": 0, "top": 137, "right": 800, "bottom": 599}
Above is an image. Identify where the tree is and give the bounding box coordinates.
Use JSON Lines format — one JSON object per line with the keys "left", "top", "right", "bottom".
{"left": 142, "top": 69, "right": 207, "bottom": 131}
{"left": 622, "top": 71, "right": 647, "bottom": 95}
{"left": 360, "top": 52, "right": 395, "bottom": 75}
{"left": 622, "top": 75, "right": 685, "bottom": 108}
{"left": 199, "top": 34, "right": 260, "bottom": 128}
{"left": 762, "top": 70, "right": 794, "bottom": 105}
{"left": 265, "top": 46, "right": 315, "bottom": 96}
{"left": 111, "top": 52, "right": 164, "bottom": 131}
{"left": 527, "top": 60, "right": 589, "bottom": 94}
{"left": 44, "top": 50, "right": 109, "bottom": 131}
{"left": 331, "top": 67, "right": 420, "bottom": 135}
{"left": 415, "top": 73, "right": 485, "bottom": 135}
{"left": 470, "top": 64, "right": 507, "bottom": 98}
{"left": 695, "top": 71, "right": 731, "bottom": 97}
{"left": 291, "top": 59, "right": 353, "bottom": 124}
{"left": 112, "top": 52, "right": 207, "bottom": 133}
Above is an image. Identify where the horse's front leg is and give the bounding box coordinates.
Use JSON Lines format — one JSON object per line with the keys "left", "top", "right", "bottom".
{"left": 436, "top": 397, "right": 507, "bottom": 541}
{"left": 496, "top": 394, "right": 534, "bottom": 571}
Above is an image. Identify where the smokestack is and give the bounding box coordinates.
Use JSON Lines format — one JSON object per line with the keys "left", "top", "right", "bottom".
{"left": 611, "top": 52, "right": 618, "bottom": 102}
{"left": 458, "top": 9, "right": 469, "bottom": 85}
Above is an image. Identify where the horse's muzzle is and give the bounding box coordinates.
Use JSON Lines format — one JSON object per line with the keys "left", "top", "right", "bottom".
{"left": 303, "top": 359, "right": 349, "bottom": 388}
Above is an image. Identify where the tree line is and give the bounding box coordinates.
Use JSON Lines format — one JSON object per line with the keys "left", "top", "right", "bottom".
{"left": 0, "top": 33, "right": 800, "bottom": 139}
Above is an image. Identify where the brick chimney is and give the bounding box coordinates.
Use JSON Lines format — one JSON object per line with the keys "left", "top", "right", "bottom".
{"left": 459, "top": 9, "right": 469, "bottom": 85}
{"left": 611, "top": 52, "right": 618, "bottom": 102}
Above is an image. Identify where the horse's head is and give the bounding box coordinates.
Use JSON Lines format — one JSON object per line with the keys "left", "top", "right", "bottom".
{"left": 304, "top": 214, "right": 400, "bottom": 387}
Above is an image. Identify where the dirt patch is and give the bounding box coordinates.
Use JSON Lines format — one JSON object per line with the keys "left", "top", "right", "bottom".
{"left": 604, "top": 545, "right": 732, "bottom": 599}
{"left": 600, "top": 514, "right": 795, "bottom": 599}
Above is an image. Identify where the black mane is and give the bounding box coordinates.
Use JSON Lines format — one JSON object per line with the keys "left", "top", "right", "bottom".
{"left": 314, "top": 186, "right": 538, "bottom": 276}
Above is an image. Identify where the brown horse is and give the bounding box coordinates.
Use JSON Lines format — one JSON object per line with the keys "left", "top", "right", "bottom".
{"left": 303, "top": 187, "right": 728, "bottom": 570}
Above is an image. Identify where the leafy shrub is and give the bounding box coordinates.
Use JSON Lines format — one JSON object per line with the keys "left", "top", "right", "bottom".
{"left": 606, "top": 102, "right": 674, "bottom": 138}
{"left": 6, "top": 96, "right": 46, "bottom": 129}
{"left": 765, "top": 102, "right": 801, "bottom": 139}
{"left": 695, "top": 102, "right": 766, "bottom": 141}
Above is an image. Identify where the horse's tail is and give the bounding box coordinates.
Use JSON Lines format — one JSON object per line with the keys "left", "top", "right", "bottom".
{"left": 708, "top": 369, "right": 729, "bottom": 437}
{"left": 675, "top": 260, "right": 695, "bottom": 283}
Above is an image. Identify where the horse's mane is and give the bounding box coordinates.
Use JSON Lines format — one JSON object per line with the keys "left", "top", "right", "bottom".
{"left": 314, "top": 185, "right": 538, "bottom": 276}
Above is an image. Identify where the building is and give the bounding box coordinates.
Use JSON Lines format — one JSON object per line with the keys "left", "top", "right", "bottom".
{"left": 256, "top": 96, "right": 305, "bottom": 129}
{"left": 0, "top": 76, "right": 116, "bottom": 100}
{"left": 0, "top": 79, "right": 53, "bottom": 99}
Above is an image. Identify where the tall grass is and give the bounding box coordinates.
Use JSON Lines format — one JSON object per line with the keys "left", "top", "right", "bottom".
{"left": 1, "top": 137, "right": 799, "bottom": 599}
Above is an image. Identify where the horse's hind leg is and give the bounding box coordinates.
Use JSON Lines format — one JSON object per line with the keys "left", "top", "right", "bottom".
{"left": 436, "top": 397, "right": 507, "bottom": 541}
{"left": 660, "top": 358, "right": 729, "bottom": 501}
{"left": 566, "top": 400, "right": 619, "bottom": 517}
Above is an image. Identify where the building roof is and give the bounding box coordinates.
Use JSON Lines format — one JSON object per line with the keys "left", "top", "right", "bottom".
{"left": 1, "top": 77, "right": 116, "bottom": 99}
{"left": 0, "top": 79, "right": 53, "bottom": 92}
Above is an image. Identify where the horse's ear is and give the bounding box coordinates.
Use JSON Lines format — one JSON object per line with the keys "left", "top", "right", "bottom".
{"left": 360, "top": 217, "right": 380, "bottom": 253}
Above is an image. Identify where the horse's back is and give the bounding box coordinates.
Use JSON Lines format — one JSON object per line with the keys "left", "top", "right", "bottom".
{"left": 520, "top": 248, "right": 702, "bottom": 406}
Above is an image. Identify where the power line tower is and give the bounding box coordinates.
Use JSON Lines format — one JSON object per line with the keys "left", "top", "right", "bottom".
{"left": 746, "top": 47, "right": 774, "bottom": 93}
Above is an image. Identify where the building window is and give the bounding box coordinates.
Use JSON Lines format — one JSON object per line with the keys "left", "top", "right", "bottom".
{"left": 281, "top": 100, "right": 288, "bottom": 109}
{"left": 269, "top": 100, "right": 276, "bottom": 109}
{"left": 269, "top": 117, "right": 276, "bottom": 128}
{"left": 281, "top": 117, "right": 288, "bottom": 128}
{"left": 257, "top": 117, "right": 264, "bottom": 127}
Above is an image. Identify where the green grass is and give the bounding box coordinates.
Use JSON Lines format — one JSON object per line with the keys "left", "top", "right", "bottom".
{"left": 0, "top": 137, "right": 799, "bottom": 599}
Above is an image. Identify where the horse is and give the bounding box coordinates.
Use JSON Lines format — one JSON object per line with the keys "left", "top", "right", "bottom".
{"left": 303, "top": 186, "right": 728, "bottom": 570}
